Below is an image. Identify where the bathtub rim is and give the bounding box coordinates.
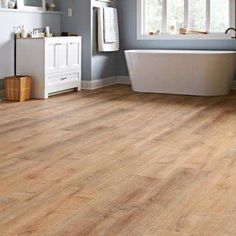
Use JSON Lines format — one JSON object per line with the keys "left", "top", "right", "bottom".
{"left": 125, "top": 50, "right": 236, "bottom": 55}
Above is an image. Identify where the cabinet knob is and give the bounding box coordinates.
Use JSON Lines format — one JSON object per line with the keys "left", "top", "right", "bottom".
{"left": 60, "top": 77, "right": 67, "bottom": 81}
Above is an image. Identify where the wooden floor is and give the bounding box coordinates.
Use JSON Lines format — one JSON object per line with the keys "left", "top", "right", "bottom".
{"left": 1, "top": 85, "right": 236, "bottom": 236}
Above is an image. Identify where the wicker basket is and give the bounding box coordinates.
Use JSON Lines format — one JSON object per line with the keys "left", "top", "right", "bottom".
{"left": 4, "top": 76, "right": 32, "bottom": 102}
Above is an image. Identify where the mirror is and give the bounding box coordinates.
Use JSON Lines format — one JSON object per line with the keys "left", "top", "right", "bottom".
{"left": 17, "top": 0, "right": 45, "bottom": 10}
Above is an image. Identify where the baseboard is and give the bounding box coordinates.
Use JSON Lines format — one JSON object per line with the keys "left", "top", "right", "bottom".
{"left": 1, "top": 78, "right": 235, "bottom": 96}
{"left": 82, "top": 76, "right": 117, "bottom": 90}
{"left": 0, "top": 77, "right": 130, "bottom": 98}
{"left": 82, "top": 76, "right": 130, "bottom": 90}
{"left": 231, "top": 81, "right": 236, "bottom": 90}
{"left": 0, "top": 89, "right": 4, "bottom": 101}
{"left": 116, "top": 76, "right": 131, "bottom": 85}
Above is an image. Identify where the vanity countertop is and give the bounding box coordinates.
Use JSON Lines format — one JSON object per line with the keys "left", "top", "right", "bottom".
{"left": 17, "top": 36, "right": 82, "bottom": 40}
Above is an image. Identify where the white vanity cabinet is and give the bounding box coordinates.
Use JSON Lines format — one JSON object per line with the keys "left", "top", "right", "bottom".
{"left": 16, "top": 37, "right": 82, "bottom": 99}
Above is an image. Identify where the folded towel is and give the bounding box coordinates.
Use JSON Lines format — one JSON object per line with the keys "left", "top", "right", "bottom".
{"left": 98, "top": 7, "right": 119, "bottom": 52}
{"left": 104, "top": 7, "right": 118, "bottom": 43}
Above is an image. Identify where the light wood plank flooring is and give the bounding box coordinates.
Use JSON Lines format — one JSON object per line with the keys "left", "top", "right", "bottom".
{"left": 1, "top": 85, "right": 236, "bottom": 236}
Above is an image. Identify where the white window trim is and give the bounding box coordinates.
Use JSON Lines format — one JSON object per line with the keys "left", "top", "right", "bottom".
{"left": 137, "top": 0, "right": 236, "bottom": 40}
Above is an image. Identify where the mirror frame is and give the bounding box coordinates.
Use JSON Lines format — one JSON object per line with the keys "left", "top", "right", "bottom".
{"left": 17, "top": 0, "right": 46, "bottom": 11}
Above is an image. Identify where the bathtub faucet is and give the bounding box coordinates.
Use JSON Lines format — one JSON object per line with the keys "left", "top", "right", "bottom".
{"left": 225, "top": 27, "right": 236, "bottom": 39}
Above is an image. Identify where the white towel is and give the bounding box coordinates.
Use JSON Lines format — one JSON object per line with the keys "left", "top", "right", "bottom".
{"left": 104, "top": 7, "right": 118, "bottom": 43}
{"left": 98, "top": 7, "right": 119, "bottom": 52}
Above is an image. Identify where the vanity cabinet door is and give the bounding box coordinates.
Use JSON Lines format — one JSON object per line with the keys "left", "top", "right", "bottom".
{"left": 45, "top": 43, "right": 57, "bottom": 74}
{"left": 68, "top": 41, "right": 81, "bottom": 71}
{"left": 56, "top": 42, "right": 69, "bottom": 73}
{"left": 45, "top": 38, "right": 81, "bottom": 75}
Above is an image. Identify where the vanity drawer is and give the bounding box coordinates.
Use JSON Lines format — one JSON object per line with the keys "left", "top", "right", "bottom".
{"left": 47, "top": 73, "right": 80, "bottom": 93}
{"left": 48, "top": 73, "right": 79, "bottom": 85}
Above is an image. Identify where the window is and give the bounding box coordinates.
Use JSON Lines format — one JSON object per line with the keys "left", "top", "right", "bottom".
{"left": 167, "top": 0, "right": 184, "bottom": 33}
{"left": 138, "top": 0, "right": 235, "bottom": 39}
{"left": 144, "top": 0, "right": 162, "bottom": 35}
{"left": 188, "top": 0, "right": 206, "bottom": 30}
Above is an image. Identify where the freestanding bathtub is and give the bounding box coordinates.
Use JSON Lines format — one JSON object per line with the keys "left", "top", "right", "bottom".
{"left": 125, "top": 50, "right": 236, "bottom": 96}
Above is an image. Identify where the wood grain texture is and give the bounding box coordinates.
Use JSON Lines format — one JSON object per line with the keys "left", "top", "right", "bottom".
{"left": 1, "top": 85, "right": 236, "bottom": 236}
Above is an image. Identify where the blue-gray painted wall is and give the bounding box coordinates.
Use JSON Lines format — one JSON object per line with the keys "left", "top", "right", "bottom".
{"left": 57, "top": 0, "right": 92, "bottom": 81}
{"left": 0, "top": 9, "right": 61, "bottom": 94}
{"left": 117, "top": 0, "right": 236, "bottom": 75}
{"left": 91, "top": 7, "right": 119, "bottom": 81}
{"left": 1, "top": 0, "right": 236, "bottom": 94}
{"left": 58, "top": 0, "right": 118, "bottom": 81}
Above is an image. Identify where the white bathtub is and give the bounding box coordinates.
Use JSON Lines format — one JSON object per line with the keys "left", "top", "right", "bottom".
{"left": 125, "top": 50, "right": 236, "bottom": 96}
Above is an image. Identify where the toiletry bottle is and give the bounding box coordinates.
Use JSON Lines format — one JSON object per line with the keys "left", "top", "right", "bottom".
{"left": 21, "top": 26, "right": 27, "bottom": 38}
{"left": 45, "top": 26, "right": 50, "bottom": 37}
{"left": 14, "top": 26, "right": 21, "bottom": 39}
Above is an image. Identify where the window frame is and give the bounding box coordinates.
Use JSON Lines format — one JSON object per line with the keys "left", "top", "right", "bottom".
{"left": 137, "top": 0, "right": 236, "bottom": 40}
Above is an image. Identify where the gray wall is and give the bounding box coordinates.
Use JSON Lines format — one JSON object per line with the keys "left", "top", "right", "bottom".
{"left": 58, "top": 0, "right": 118, "bottom": 81}
{"left": 58, "top": 0, "right": 92, "bottom": 81}
{"left": 1, "top": 0, "right": 235, "bottom": 92}
{"left": 117, "top": 0, "right": 236, "bottom": 75}
{"left": 91, "top": 1, "right": 119, "bottom": 81}
{"left": 0, "top": 10, "right": 61, "bottom": 92}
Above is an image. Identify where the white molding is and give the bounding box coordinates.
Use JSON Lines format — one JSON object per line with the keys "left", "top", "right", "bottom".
{"left": 82, "top": 77, "right": 236, "bottom": 92}
{"left": 184, "top": 0, "right": 188, "bottom": 28}
{"left": 206, "top": 0, "right": 210, "bottom": 32}
{"left": 137, "top": 34, "right": 234, "bottom": 40}
{"left": 0, "top": 77, "right": 130, "bottom": 98}
{"left": 1, "top": 79, "right": 235, "bottom": 95}
{"left": 82, "top": 76, "right": 130, "bottom": 90}
{"left": 137, "top": 0, "right": 142, "bottom": 41}
{"left": 0, "top": 8, "right": 61, "bottom": 14}
{"left": 82, "top": 76, "right": 117, "bottom": 90}
{"left": 116, "top": 76, "right": 131, "bottom": 85}
{"left": 230, "top": 0, "right": 236, "bottom": 28}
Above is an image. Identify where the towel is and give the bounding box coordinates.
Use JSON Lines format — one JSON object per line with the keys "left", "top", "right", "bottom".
{"left": 98, "top": 7, "right": 119, "bottom": 52}
{"left": 104, "top": 7, "right": 118, "bottom": 43}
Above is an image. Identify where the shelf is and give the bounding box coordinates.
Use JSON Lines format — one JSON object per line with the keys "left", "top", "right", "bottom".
{"left": 0, "top": 8, "right": 61, "bottom": 14}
